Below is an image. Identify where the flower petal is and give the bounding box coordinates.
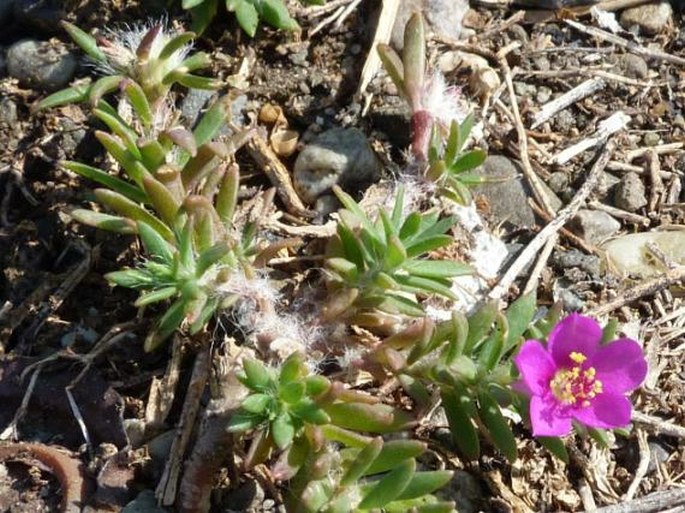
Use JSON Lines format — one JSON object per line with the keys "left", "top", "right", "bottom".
{"left": 589, "top": 338, "right": 647, "bottom": 394}
{"left": 572, "top": 393, "right": 632, "bottom": 430}
{"left": 530, "top": 395, "right": 572, "bottom": 437}
{"left": 513, "top": 341, "right": 556, "bottom": 396}
{"left": 548, "top": 314, "right": 602, "bottom": 367}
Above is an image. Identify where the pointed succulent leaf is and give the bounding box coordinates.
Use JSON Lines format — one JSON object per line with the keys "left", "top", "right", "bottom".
{"left": 333, "top": 186, "right": 383, "bottom": 245}
{"left": 477, "top": 313, "right": 507, "bottom": 371}
{"left": 364, "top": 439, "right": 426, "bottom": 476}
{"left": 95, "top": 131, "right": 149, "bottom": 187}
{"left": 189, "top": 0, "right": 218, "bottom": 34}
{"left": 227, "top": 412, "right": 262, "bottom": 432}
{"left": 159, "top": 31, "right": 196, "bottom": 60}
{"left": 93, "top": 107, "right": 141, "bottom": 158}
{"left": 94, "top": 189, "right": 173, "bottom": 241}
{"left": 385, "top": 234, "right": 407, "bottom": 269}
{"left": 464, "top": 300, "right": 498, "bottom": 354}
{"left": 70, "top": 209, "right": 137, "bottom": 234}
{"left": 183, "top": 0, "right": 204, "bottom": 7}
{"left": 601, "top": 317, "right": 618, "bottom": 344}
{"left": 402, "top": 13, "right": 426, "bottom": 109}
{"left": 403, "top": 260, "right": 471, "bottom": 278}
{"left": 134, "top": 286, "right": 178, "bottom": 307}
{"left": 405, "top": 235, "right": 453, "bottom": 259}
{"left": 259, "top": 0, "right": 299, "bottom": 31}
{"left": 137, "top": 221, "right": 174, "bottom": 263}
{"left": 142, "top": 175, "right": 180, "bottom": 226}
{"left": 290, "top": 401, "right": 330, "bottom": 425}
{"left": 396, "top": 470, "right": 453, "bottom": 501}
{"left": 378, "top": 294, "right": 424, "bottom": 317}
{"left": 399, "top": 212, "right": 421, "bottom": 240}
{"left": 189, "top": 297, "right": 219, "bottom": 333}
{"left": 241, "top": 393, "right": 271, "bottom": 414}
{"left": 272, "top": 412, "right": 296, "bottom": 449}
{"left": 451, "top": 149, "right": 487, "bottom": 174}
{"left": 358, "top": 459, "right": 415, "bottom": 510}
{"left": 478, "top": 391, "right": 517, "bottom": 462}
{"left": 538, "top": 436, "right": 569, "bottom": 463}
{"left": 144, "top": 298, "right": 186, "bottom": 351}
{"left": 305, "top": 375, "right": 330, "bottom": 397}
{"left": 279, "top": 381, "right": 305, "bottom": 404}
{"left": 457, "top": 113, "right": 475, "bottom": 156}
{"left": 63, "top": 161, "right": 147, "bottom": 204}
{"left": 242, "top": 358, "right": 272, "bottom": 392}
{"left": 335, "top": 223, "right": 366, "bottom": 269}
{"left": 121, "top": 79, "right": 153, "bottom": 128}
{"left": 340, "top": 437, "right": 383, "bottom": 487}
{"left": 192, "top": 94, "right": 232, "bottom": 148}
{"left": 443, "top": 120, "right": 460, "bottom": 165}
{"left": 441, "top": 387, "right": 480, "bottom": 460}
{"left": 62, "top": 21, "right": 106, "bottom": 62}
{"left": 89, "top": 75, "right": 125, "bottom": 106}
{"left": 395, "top": 274, "right": 457, "bottom": 301}
{"left": 138, "top": 138, "right": 167, "bottom": 171}
{"left": 504, "top": 290, "right": 537, "bottom": 351}
{"left": 324, "top": 402, "right": 413, "bottom": 433}
{"left": 442, "top": 311, "right": 469, "bottom": 365}
{"left": 176, "top": 73, "right": 222, "bottom": 90}
{"left": 377, "top": 43, "right": 406, "bottom": 98}
{"left": 234, "top": 0, "right": 259, "bottom": 36}
{"left": 181, "top": 142, "right": 224, "bottom": 189}
{"left": 105, "top": 269, "right": 155, "bottom": 289}
{"left": 279, "top": 352, "right": 305, "bottom": 385}
{"left": 162, "top": 127, "right": 198, "bottom": 157}
{"left": 34, "top": 82, "right": 92, "bottom": 110}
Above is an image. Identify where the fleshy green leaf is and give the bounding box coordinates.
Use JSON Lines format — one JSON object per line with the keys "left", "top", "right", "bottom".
{"left": 364, "top": 440, "right": 426, "bottom": 476}
{"left": 242, "top": 358, "right": 272, "bottom": 392}
{"left": 135, "top": 286, "right": 178, "bottom": 307}
{"left": 403, "top": 260, "right": 471, "bottom": 278}
{"left": 62, "top": 21, "right": 106, "bottom": 62}
{"left": 479, "top": 391, "right": 517, "bottom": 462}
{"left": 137, "top": 221, "right": 174, "bottom": 263}
{"left": 441, "top": 387, "right": 480, "bottom": 460}
{"left": 70, "top": 209, "right": 137, "bottom": 234}
{"left": 358, "top": 459, "right": 415, "bottom": 509}
{"left": 63, "top": 161, "right": 147, "bottom": 204}
{"left": 396, "top": 470, "right": 453, "bottom": 501}
{"left": 234, "top": 0, "right": 259, "bottom": 37}
{"left": 341, "top": 438, "right": 383, "bottom": 487}
{"left": 272, "top": 412, "right": 295, "bottom": 449}
{"left": 34, "top": 82, "right": 92, "bottom": 110}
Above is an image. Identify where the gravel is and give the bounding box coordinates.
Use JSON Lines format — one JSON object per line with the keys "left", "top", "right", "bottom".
{"left": 7, "top": 38, "right": 76, "bottom": 91}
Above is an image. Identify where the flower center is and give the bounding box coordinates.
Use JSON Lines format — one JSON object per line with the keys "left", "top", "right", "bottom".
{"left": 549, "top": 352, "right": 603, "bottom": 406}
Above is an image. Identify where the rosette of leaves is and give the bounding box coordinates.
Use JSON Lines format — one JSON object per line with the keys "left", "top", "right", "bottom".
{"left": 425, "top": 116, "right": 487, "bottom": 205}
{"left": 323, "top": 186, "right": 472, "bottom": 323}
{"left": 182, "top": 0, "right": 324, "bottom": 37}
{"left": 37, "top": 22, "right": 219, "bottom": 110}
{"left": 228, "top": 353, "right": 414, "bottom": 456}
{"left": 228, "top": 354, "right": 454, "bottom": 512}
{"left": 370, "top": 292, "right": 560, "bottom": 463}
{"left": 285, "top": 435, "right": 456, "bottom": 512}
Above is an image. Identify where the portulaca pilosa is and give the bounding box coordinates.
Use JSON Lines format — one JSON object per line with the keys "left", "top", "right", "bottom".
{"left": 513, "top": 314, "right": 647, "bottom": 437}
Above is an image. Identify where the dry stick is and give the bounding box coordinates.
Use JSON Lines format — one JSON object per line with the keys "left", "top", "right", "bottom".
{"left": 474, "top": 10, "right": 526, "bottom": 42}
{"left": 523, "top": 68, "right": 663, "bottom": 88}
{"left": 625, "top": 429, "right": 650, "bottom": 502}
{"left": 554, "top": 111, "right": 630, "bottom": 165}
{"left": 157, "top": 343, "right": 212, "bottom": 506}
{"left": 529, "top": 200, "right": 601, "bottom": 255}
{"left": 648, "top": 150, "right": 665, "bottom": 213}
{"left": 357, "top": 0, "right": 400, "bottom": 96}
{"left": 565, "top": 19, "right": 685, "bottom": 67}
{"left": 489, "top": 141, "right": 615, "bottom": 300}
{"left": 586, "top": 265, "right": 685, "bottom": 317}
{"left": 583, "top": 488, "right": 685, "bottom": 513}
{"left": 632, "top": 411, "right": 685, "bottom": 438}
{"left": 607, "top": 160, "right": 674, "bottom": 179}
{"left": 523, "top": 234, "right": 558, "bottom": 295}
{"left": 598, "top": 0, "right": 655, "bottom": 10}
{"left": 587, "top": 200, "right": 651, "bottom": 226}
{"left": 531, "top": 78, "right": 606, "bottom": 129}
{"left": 626, "top": 143, "right": 684, "bottom": 161}
{"left": 498, "top": 50, "right": 557, "bottom": 216}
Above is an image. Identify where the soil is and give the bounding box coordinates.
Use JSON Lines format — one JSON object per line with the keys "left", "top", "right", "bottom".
{"left": 2, "top": 0, "right": 685, "bottom": 512}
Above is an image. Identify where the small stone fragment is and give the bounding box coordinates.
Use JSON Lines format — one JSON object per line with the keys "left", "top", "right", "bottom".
{"left": 552, "top": 248, "right": 601, "bottom": 278}
{"left": 572, "top": 209, "right": 621, "bottom": 244}
{"left": 7, "top": 39, "right": 77, "bottom": 91}
{"left": 474, "top": 155, "right": 561, "bottom": 230}
{"left": 617, "top": 54, "right": 649, "bottom": 79}
{"left": 614, "top": 172, "right": 647, "bottom": 212}
{"left": 619, "top": 1, "right": 673, "bottom": 36}
{"left": 293, "top": 127, "right": 380, "bottom": 203}
{"left": 391, "top": 0, "right": 469, "bottom": 49}
{"left": 547, "top": 171, "right": 568, "bottom": 193}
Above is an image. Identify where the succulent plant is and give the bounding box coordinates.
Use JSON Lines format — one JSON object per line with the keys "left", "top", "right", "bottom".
{"left": 323, "top": 186, "right": 471, "bottom": 324}
{"left": 183, "top": 0, "right": 324, "bottom": 37}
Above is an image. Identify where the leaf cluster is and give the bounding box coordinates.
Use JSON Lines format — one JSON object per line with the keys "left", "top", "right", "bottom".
{"left": 323, "top": 186, "right": 472, "bottom": 323}
{"left": 183, "top": 0, "right": 324, "bottom": 37}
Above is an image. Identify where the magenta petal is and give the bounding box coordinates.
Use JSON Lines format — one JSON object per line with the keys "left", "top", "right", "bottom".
{"left": 573, "top": 393, "right": 632, "bottom": 430}
{"left": 548, "top": 314, "right": 602, "bottom": 367}
{"left": 590, "top": 338, "right": 648, "bottom": 394}
{"left": 513, "top": 341, "right": 556, "bottom": 396}
{"left": 530, "top": 396, "right": 572, "bottom": 437}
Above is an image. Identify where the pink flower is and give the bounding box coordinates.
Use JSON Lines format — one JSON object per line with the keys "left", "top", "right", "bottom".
{"left": 513, "top": 313, "right": 647, "bottom": 437}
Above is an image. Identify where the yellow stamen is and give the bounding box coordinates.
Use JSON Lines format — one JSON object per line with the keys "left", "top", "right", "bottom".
{"left": 549, "top": 354, "right": 603, "bottom": 406}
{"left": 570, "top": 351, "right": 587, "bottom": 364}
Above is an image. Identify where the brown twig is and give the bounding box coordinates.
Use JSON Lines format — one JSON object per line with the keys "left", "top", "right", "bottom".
{"left": 583, "top": 488, "right": 685, "bottom": 513}
{"left": 529, "top": 200, "right": 601, "bottom": 255}
{"left": 490, "top": 140, "right": 615, "bottom": 300}
{"left": 586, "top": 265, "right": 685, "bottom": 317}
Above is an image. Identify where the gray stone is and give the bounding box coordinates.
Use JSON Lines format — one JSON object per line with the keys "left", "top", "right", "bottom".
{"left": 648, "top": 441, "right": 669, "bottom": 473}
{"left": 436, "top": 470, "right": 483, "bottom": 513}
{"left": 617, "top": 54, "right": 649, "bottom": 79}
{"left": 293, "top": 127, "right": 380, "bottom": 203}
{"left": 0, "top": 97, "right": 17, "bottom": 125}
{"left": 614, "top": 172, "right": 648, "bottom": 212}
{"left": 122, "top": 490, "right": 168, "bottom": 513}
{"left": 552, "top": 248, "right": 601, "bottom": 278}
{"left": 620, "top": 1, "right": 673, "bottom": 36}
{"left": 643, "top": 132, "right": 660, "bottom": 146}
{"left": 391, "top": 0, "right": 469, "bottom": 49}
{"left": 554, "top": 109, "right": 575, "bottom": 133}
{"left": 513, "top": 81, "right": 536, "bottom": 97}
{"left": 7, "top": 39, "right": 77, "bottom": 91}
{"left": 179, "top": 89, "right": 247, "bottom": 133}
{"left": 473, "top": 155, "right": 561, "bottom": 230}
{"left": 597, "top": 172, "right": 621, "bottom": 199}
{"left": 553, "top": 278, "right": 585, "bottom": 311}
{"left": 548, "top": 171, "right": 569, "bottom": 193}
{"left": 572, "top": 209, "right": 621, "bottom": 244}
{"left": 536, "top": 86, "right": 552, "bottom": 104}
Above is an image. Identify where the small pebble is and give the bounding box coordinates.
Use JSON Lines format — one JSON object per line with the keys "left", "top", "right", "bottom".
{"left": 547, "top": 171, "right": 568, "bottom": 193}
{"left": 0, "top": 97, "right": 18, "bottom": 125}
{"left": 7, "top": 39, "right": 76, "bottom": 91}
{"left": 620, "top": 1, "right": 673, "bottom": 36}
{"left": 513, "top": 81, "right": 536, "bottom": 97}
{"left": 553, "top": 109, "right": 575, "bottom": 133}
{"left": 614, "top": 172, "right": 648, "bottom": 212}
{"left": 391, "top": 0, "right": 468, "bottom": 49}
{"left": 643, "top": 131, "right": 660, "bottom": 146}
{"left": 617, "top": 54, "right": 649, "bottom": 79}
{"left": 293, "top": 127, "right": 380, "bottom": 203}
{"left": 536, "top": 86, "right": 552, "bottom": 104}
{"left": 572, "top": 209, "right": 621, "bottom": 244}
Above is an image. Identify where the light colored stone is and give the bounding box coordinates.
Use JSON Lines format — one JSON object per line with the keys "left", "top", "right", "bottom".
{"left": 391, "top": 0, "right": 469, "bottom": 49}
{"left": 620, "top": 1, "right": 673, "bottom": 36}
{"left": 572, "top": 209, "right": 621, "bottom": 245}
